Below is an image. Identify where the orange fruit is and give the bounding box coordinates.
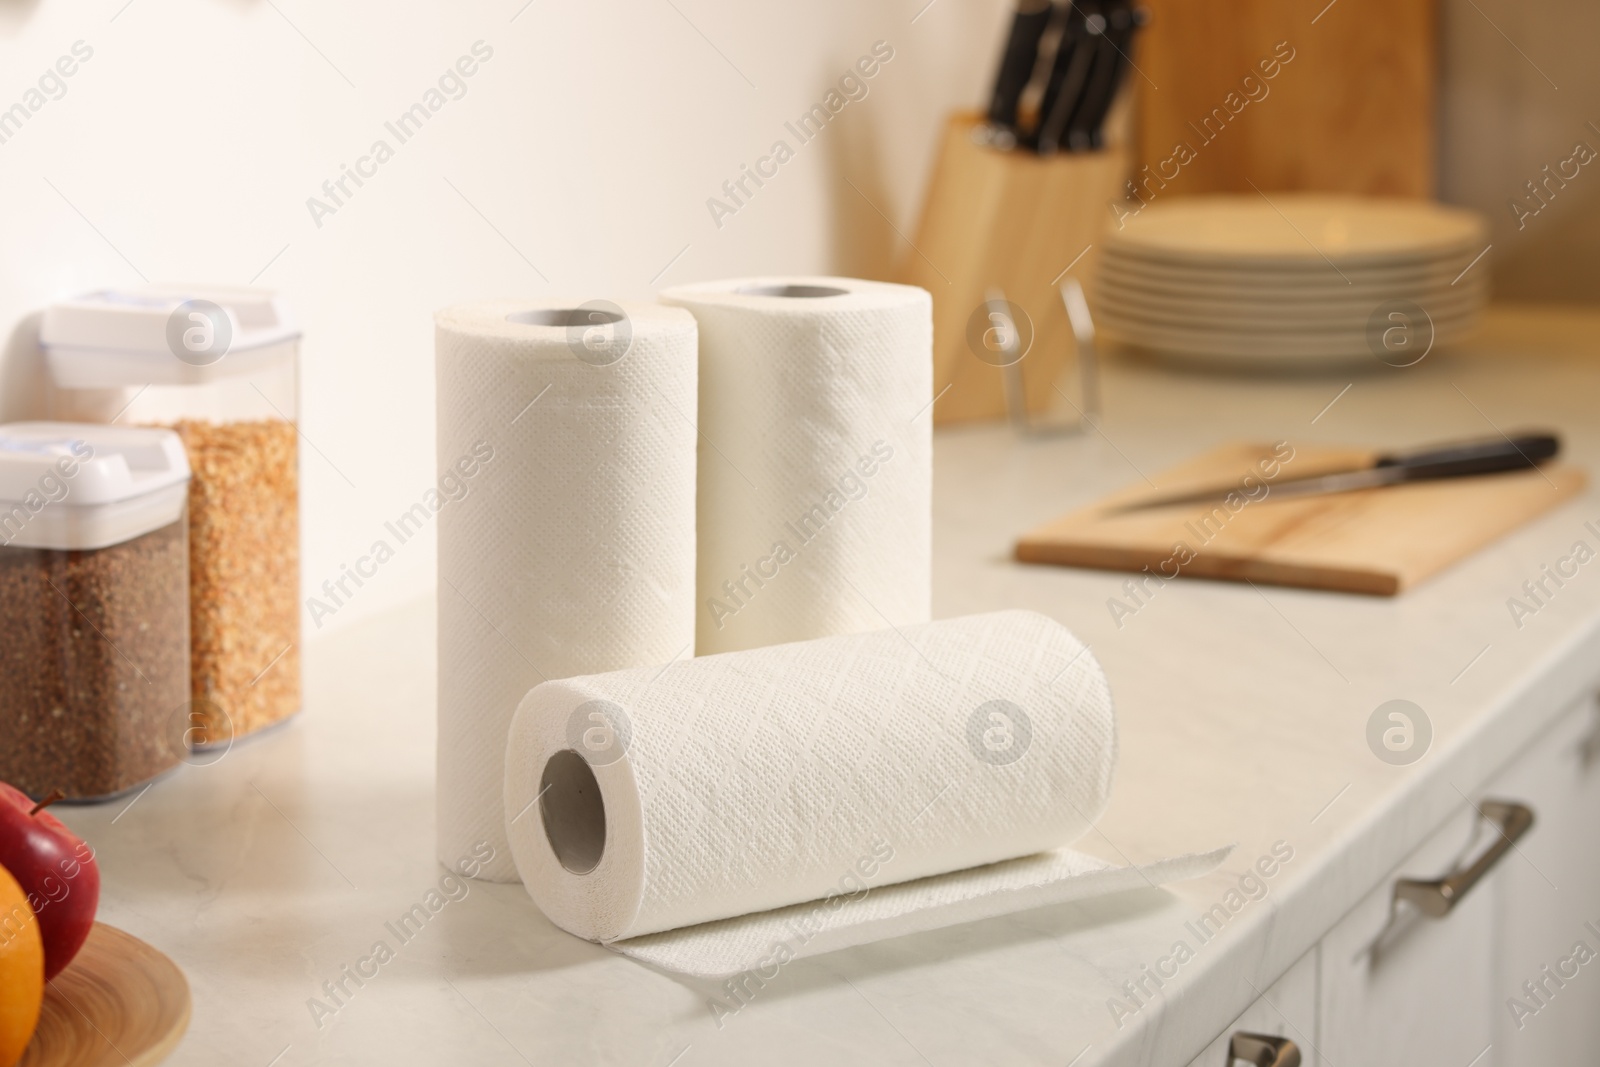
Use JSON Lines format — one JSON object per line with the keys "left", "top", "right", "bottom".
{"left": 0, "top": 864, "right": 43, "bottom": 1067}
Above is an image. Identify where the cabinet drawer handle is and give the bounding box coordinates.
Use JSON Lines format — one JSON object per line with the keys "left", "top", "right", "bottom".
{"left": 1393, "top": 799, "right": 1534, "bottom": 918}
{"left": 1227, "top": 1032, "right": 1300, "bottom": 1067}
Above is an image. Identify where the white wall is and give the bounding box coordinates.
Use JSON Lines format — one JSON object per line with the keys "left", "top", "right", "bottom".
{"left": 0, "top": 0, "right": 1008, "bottom": 636}
{"left": 9, "top": 0, "right": 1590, "bottom": 641}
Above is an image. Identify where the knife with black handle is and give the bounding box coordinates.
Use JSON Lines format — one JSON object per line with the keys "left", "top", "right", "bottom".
{"left": 1370, "top": 433, "right": 1561, "bottom": 479}
{"left": 1030, "top": 1, "right": 1098, "bottom": 154}
{"left": 1078, "top": 1, "right": 1147, "bottom": 149}
{"left": 1109, "top": 433, "right": 1563, "bottom": 513}
{"left": 1064, "top": 0, "right": 1137, "bottom": 151}
{"left": 986, "top": 0, "right": 1056, "bottom": 136}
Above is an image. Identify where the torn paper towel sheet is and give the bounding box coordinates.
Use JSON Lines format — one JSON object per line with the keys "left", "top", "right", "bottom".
{"left": 436, "top": 299, "right": 697, "bottom": 882}
{"left": 614, "top": 846, "right": 1233, "bottom": 978}
{"left": 506, "top": 609, "right": 1229, "bottom": 973}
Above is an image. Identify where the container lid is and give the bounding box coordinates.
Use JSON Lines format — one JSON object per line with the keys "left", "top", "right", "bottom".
{"left": 41, "top": 284, "right": 299, "bottom": 387}
{"left": 0, "top": 422, "right": 190, "bottom": 550}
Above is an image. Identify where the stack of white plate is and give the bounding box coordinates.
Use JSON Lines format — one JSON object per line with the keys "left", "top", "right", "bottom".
{"left": 1095, "top": 195, "right": 1490, "bottom": 369}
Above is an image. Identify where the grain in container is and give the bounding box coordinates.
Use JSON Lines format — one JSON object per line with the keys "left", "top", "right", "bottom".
{"left": 0, "top": 422, "right": 192, "bottom": 799}
{"left": 41, "top": 286, "right": 301, "bottom": 745}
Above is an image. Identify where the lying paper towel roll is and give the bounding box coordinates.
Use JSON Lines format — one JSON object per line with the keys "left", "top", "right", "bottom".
{"left": 503, "top": 610, "right": 1220, "bottom": 977}
{"left": 659, "top": 277, "right": 932, "bottom": 656}
{"left": 436, "top": 299, "right": 698, "bottom": 882}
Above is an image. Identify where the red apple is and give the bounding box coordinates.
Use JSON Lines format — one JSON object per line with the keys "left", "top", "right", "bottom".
{"left": 0, "top": 783, "right": 100, "bottom": 980}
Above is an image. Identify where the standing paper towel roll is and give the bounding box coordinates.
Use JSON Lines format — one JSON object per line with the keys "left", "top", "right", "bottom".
{"left": 436, "top": 299, "right": 698, "bottom": 882}
{"left": 659, "top": 277, "right": 932, "bottom": 656}
{"left": 503, "top": 610, "right": 1226, "bottom": 978}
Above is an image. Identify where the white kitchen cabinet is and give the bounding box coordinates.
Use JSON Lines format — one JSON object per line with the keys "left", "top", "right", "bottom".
{"left": 1490, "top": 690, "right": 1600, "bottom": 1066}
{"left": 1317, "top": 802, "right": 1504, "bottom": 1067}
{"left": 1177, "top": 687, "right": 1600, "bottom": 1067}
{"left": 1183, "top": 951, "right": 1317, "bottom": 1067}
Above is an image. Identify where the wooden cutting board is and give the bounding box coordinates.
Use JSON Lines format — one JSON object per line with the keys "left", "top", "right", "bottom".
{"left": 1133, "top": 0, "right": 1437, "bottom": 198}
{"left": 1016, "top": 442, "right": 1587, "bottom": 595}
{"left": 20, "top": 923, "right": 190, "bottom": 1067}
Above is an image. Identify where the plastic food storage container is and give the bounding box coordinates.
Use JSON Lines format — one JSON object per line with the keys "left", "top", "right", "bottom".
{"left": 41, "top": 286, "right": 302, "bottom": 746}
{"left": 0, "top": 423, "right": 192, "bottom": 799}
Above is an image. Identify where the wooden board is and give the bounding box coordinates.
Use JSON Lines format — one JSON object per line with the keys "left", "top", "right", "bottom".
{"left": 20, "top": 924, "right": 190, "bottom": 1067}
{"left": 1016, "top": 442, "right": 1587, "bottom": 595}
{"left": 1133, "top": 0, "right": 1436, "bottom": 199}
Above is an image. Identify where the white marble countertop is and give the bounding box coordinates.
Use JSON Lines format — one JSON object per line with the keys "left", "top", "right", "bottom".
{"left": 58, "top": 306, "right": 1600, "bottom": 1066}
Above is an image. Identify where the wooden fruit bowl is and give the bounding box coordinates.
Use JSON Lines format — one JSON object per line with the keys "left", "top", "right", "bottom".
{"left": 19, "top": 923, "right": 189, "bottom": 1067}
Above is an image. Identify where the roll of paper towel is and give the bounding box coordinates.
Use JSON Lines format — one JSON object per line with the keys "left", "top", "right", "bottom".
{"left": 436, "top": 299, "right": 698, "bottom": 882}
{"left": 659, "top": 277, "right": 932, "bottom": 656}
{"left": 505, "top": 610, "right": 1229, "bottom": 975}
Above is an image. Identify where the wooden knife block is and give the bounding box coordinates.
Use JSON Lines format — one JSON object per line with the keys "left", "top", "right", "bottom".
{"left": 900, "top": 111, "right": 1128, "bottom": 425}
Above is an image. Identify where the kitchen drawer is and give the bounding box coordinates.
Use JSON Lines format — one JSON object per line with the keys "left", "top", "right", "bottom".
{"left": 1318, "top": 800, "right": 1506, "bottom": 1066}
{"left": 1184, "top": 950, "right": 1317, "bottom": 1067}
{"left": 1490, "top": 690, "right": 1600, "bottom": 1065}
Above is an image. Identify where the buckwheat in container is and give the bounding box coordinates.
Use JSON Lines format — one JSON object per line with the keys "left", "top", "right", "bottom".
{"left": 42, "top": 286, "right": 301, "bottom": 745}
{"left": 0, "top": 423, "right": 191, "bottom": 799}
